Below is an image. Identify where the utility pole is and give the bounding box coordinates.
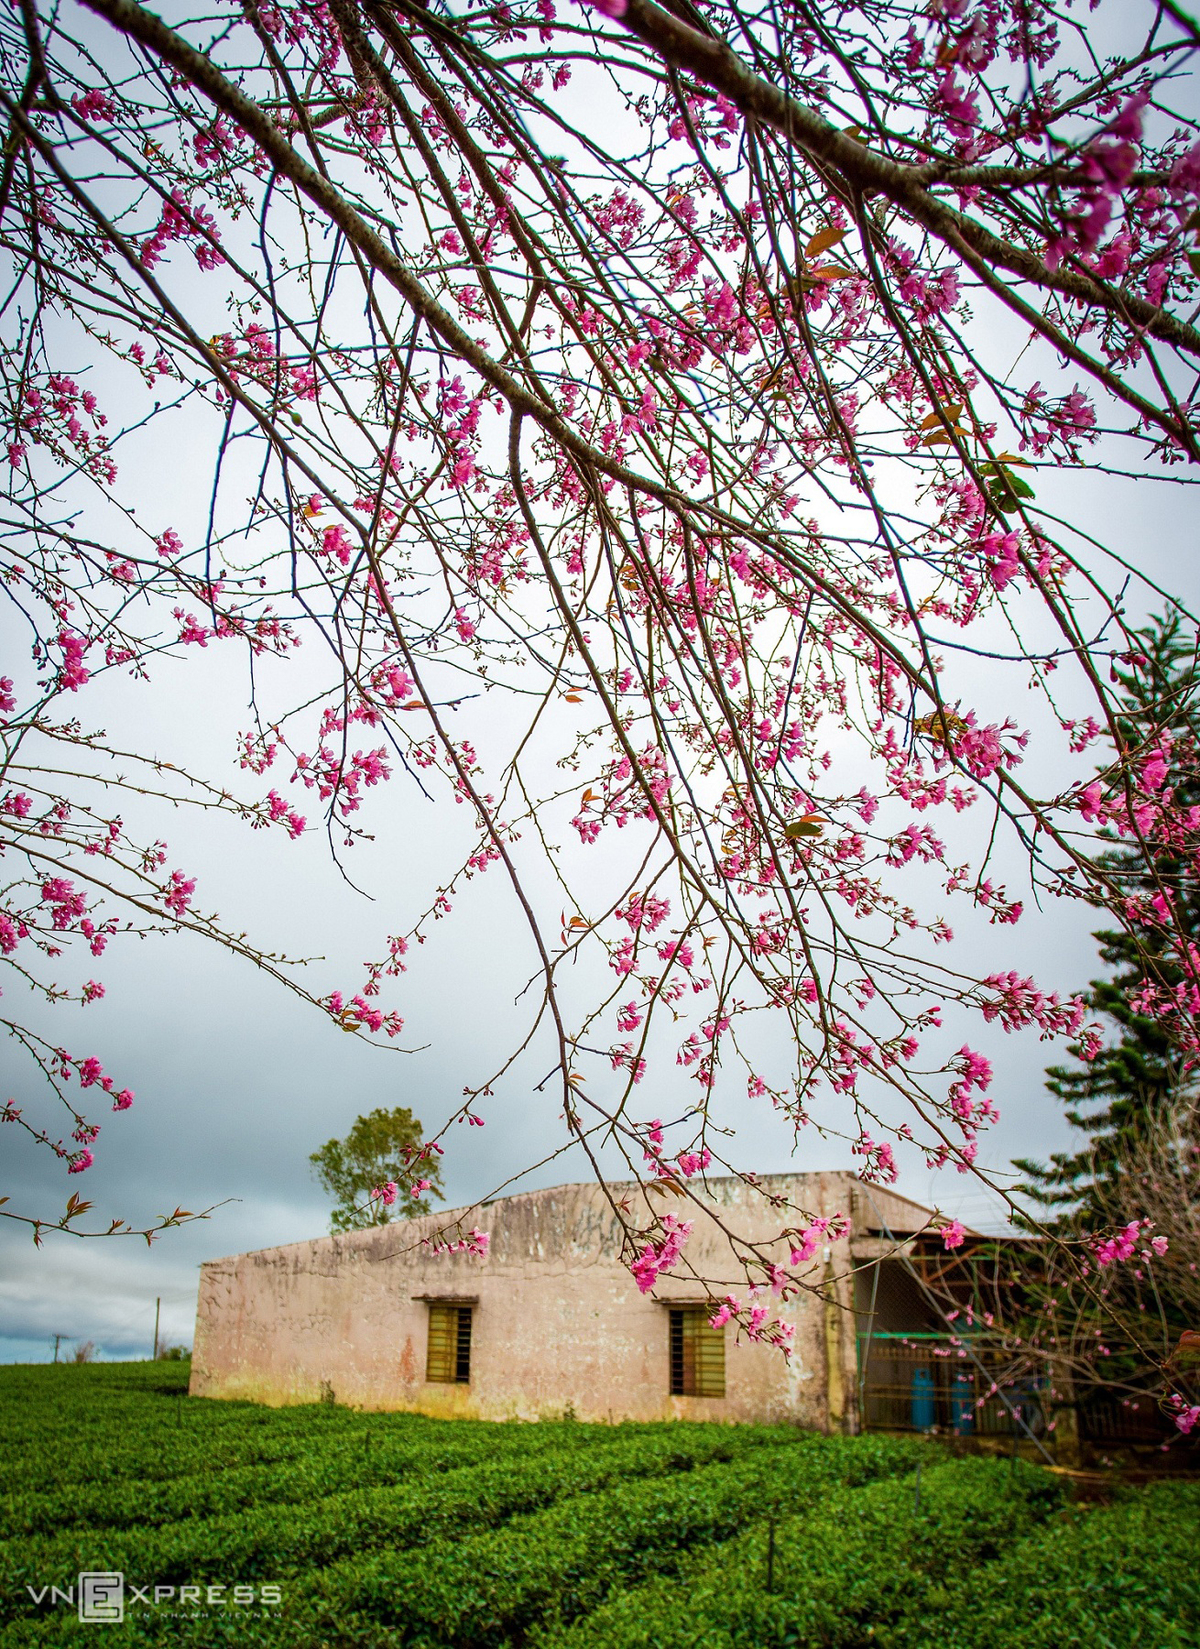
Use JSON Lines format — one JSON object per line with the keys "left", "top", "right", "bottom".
{"left": 153, "top": 1297, "right": 161, "bottom": 1362}
{"left": 52, "top": 1334, "right": 61, "bottom": 1364}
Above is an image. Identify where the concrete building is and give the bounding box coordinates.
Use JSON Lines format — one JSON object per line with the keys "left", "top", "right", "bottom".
{"left": 191, "top": 1173, "right": 953, "bottom": 1428}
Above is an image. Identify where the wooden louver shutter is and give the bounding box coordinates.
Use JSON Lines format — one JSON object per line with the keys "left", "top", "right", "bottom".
{"left": 670, "top": 1307, "right": 725, "bottom": 1398}
{"left": 691, "top": 1309, "right": 725, "bottom": 1398}
{"left": 426, "top": 1303, "right": 458, "bottom": 1383}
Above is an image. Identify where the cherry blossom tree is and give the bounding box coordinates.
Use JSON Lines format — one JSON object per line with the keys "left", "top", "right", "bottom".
{"left": 911, "top": 1090, "right": 1200, "bottom": 1446}
{"left": 1, "top": 0, "right": 1198, "bottom": 1407}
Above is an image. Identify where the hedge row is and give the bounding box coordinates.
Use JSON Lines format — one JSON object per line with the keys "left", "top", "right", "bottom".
{"left": 2, "top": 1435, "right": 926, "bottom": 1647}
{"left": 275, "top": 1433, "right": 927, "bottom": 1649}
{"left": 4, "top": 1365, "right": 1192, "bottom": 1649}
{"left": 530, "top": 1455, "right": 1064, "bottom": 1649}
{"left": 881, "top": 1478, "right": 1200, "bottom": 1649}
{"left": 4, "top": 1415, "right": 761, "bottom": 1539}
{"left": 2, "top": 1404, "right": 595, "bottom": 1496}
{"left": 2, "top": 1361, "right": 805, "bottom": 1519}
{"left": 1, "top": 1361, "right": 587, "bottom": 1483}
{"left": 0, "top": 1426, "right": 813, "bottom": 1624}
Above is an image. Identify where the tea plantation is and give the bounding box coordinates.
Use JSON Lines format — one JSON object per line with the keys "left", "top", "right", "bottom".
{"left": 1, "top": 1361, "right": 1195, "bottom": 1647}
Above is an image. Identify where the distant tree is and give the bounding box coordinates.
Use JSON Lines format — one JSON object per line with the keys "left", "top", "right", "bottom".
{"left": 310, "top": 1108, "right": 444, "bottom": 1234}
{"left": 1016, "top": 614, "right": 1200, "bottom": 1225}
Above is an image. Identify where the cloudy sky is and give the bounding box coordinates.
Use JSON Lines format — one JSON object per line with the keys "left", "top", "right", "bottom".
{"left": 3, "top": 8, "right": 1199, "bottom": 1363}
{"left": 5, "top": 434, "right": 1193, "bottom": 1366}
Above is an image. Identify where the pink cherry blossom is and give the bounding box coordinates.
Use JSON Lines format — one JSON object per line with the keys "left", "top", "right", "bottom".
{"left": 630, "top": 1213, "right": 693, "bottom": 1294}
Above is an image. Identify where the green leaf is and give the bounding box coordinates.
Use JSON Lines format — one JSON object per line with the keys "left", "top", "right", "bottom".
{"left": 987, "top": 464, "right": 1036, "bottom": 513}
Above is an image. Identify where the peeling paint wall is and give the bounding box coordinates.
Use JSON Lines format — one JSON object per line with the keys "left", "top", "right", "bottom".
{"left": 190, "top": 1174, "right": 937, "bottom": 1425}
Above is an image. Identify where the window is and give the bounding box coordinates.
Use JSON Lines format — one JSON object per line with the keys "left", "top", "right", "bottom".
{"left": 426, "top": 1303, "right": 472, "bottom": 1383}
{"left": 669, "top": 1307, "right": 725, "bottom": 1397}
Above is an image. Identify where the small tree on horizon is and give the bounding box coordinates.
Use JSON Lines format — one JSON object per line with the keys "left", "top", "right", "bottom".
{"left": 310, "top": 1107, "right": 444, "bottom": 1233}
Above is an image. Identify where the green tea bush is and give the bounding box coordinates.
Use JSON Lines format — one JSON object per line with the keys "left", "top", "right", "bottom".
{"left": 532, "top": 1456, "right": 1064, "bottom": 1649}
{"left": 280, "top": 1434, "right": 926, "bottom": 1648}
{"left": 1, "top": 1364, "right": 1192, "bottom": 1649}
{"left": 881, "top": 1478, "right": 1200, "bottom": 1649}
{"left": 0, "top": 1423, "right": 806, "bottom": 1624}
{"left": 2, "top": 1412, "right": 725, "bottom": 1539}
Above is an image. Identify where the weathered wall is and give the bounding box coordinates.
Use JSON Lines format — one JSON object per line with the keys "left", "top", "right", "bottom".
{"left": 190, "top": 1173, "right": 938, "bottom": 1425}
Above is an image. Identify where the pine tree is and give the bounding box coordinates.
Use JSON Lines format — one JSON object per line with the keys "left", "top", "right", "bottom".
{"left": 1015, "top": 613, "right": 1200, "bottom": 1226}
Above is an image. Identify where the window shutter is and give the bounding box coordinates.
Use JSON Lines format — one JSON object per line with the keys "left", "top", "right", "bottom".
{"left": 426, "top": 1303, "right": 458, "bottom": 1382}
{"left": 693, "top": 1313, "right": 725, "bottom": 1398}
{"left": 669, "top": 1307, "right": 725, "bottom": 1397}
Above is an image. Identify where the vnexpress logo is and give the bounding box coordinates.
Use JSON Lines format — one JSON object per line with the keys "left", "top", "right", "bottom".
{"left": 78, "top": 1572, "right": 124, "bottom": 1624}
{"left": 27, "top": 1574, "right": 282, "bottom": 1621}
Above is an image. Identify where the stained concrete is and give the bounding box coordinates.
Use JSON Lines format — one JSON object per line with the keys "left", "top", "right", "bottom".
{"left": 190, "top": 1173, "right": 938, "bottom": 1425}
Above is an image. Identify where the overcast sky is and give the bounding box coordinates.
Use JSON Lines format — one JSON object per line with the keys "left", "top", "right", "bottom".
{"left": 3, "top": 14, "right": 1199, "bottom": 1363}
{"left": 4, "top": 439, "right": 1194, "bottom": 1365}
